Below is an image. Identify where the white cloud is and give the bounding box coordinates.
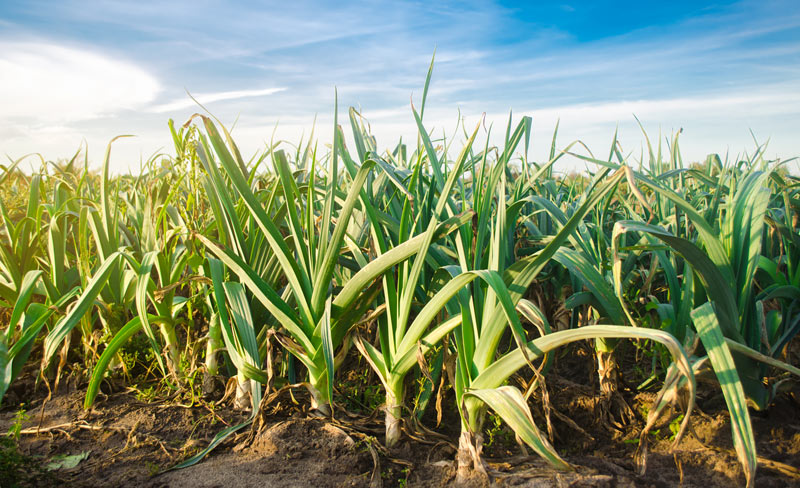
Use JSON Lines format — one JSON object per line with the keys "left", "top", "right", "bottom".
{"left": 517, "top": 88, "right": 800, "bottom": 126}
{"left": 0, "top": 42, "right": 160, "bottom": 122}
{"left": 149, "top": 87, "right": 288, "bottom": 113}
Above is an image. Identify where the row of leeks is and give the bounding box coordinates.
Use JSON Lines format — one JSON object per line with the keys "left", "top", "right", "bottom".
{"left": 1, "top": 89, "right": 799, "bottom": 487}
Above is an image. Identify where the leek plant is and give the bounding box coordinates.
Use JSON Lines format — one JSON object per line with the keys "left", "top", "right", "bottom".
{"left": 127, "top": 176, "right": 192, "bottom": 381}
{"left": 1, "top": 271, "right": 78, "bottom": 404}
{"left": 0, "top": 171, "right": 45, "bottom": 304}
{"left": 450, "top": 164, "right": 628, "bottom": 477}
{"left": 350, "top": 117, "right": 523, "bottom": 448}
{"left": 191, "top": 113, "right": 467, "bottom": 414}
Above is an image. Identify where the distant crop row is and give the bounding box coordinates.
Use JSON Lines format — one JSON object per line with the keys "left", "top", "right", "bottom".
{"left": 1, "top": 66, "right": 798, "bottom": 487}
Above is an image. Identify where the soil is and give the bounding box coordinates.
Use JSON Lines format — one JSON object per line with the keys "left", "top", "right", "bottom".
{"left": 2, "top": 343, "right": 799, "bottom": 487}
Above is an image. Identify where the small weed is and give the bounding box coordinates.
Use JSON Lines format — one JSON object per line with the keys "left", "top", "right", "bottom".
{"left": 135, "top": 385, "right": 157, "bottom": 402}
{"left": 397, "top": 466, "right": 410, "bottom": 487}
{"left": 7, "top": 408, "right": 29, "bottom": 440}
{"left": 145, "top": 461, "right": 160, "bottom": 476}
{"left": 336, "top": 359, "right": 383, "bottom": 413}
{"left": 484, "top": 413, "right": 513, "bottom": 448}
{"left": 668, "top": 415, "right": 684, "bottom": 441}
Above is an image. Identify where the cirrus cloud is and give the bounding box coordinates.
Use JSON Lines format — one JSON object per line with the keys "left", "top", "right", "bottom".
{"left": 149, "top": 87, "right": 287, "bottom": 114}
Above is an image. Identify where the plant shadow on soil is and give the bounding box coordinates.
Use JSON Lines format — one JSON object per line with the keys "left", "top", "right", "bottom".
{"left": 2, "top": 342, "right": 799, "bottom": 488}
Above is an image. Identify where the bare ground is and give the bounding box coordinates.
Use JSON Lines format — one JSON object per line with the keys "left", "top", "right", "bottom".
{"left": 2, "top": 344, "right": 799, "bottom": 487}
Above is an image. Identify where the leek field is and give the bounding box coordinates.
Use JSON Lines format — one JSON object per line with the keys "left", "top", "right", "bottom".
{"left": 1, "top": 70, "right": 799, "bottom": 487}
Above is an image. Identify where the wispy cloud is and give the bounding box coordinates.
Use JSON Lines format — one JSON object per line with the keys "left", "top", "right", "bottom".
{"left": 517, "top": 87, "right": 800, "bottom": 126}
{"left": 150, "top": 87, "right": 287, "bottom": 113}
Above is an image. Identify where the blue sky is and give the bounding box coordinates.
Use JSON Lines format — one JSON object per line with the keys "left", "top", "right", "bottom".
{"left": 1, "top": 0, "right": 799, "bottom": 172}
